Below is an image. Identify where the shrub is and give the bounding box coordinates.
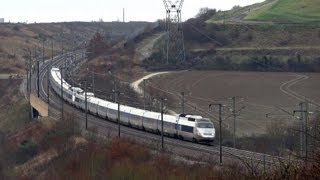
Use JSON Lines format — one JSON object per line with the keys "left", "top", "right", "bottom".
{"left": 87, "top": 32, "right": 108, "bottom": 58}
{"left": 12, "top": 25, "right": 20, "bottom": 31}
{"left": 40, "top": 113, "right": 79, "bottom": 151}
{"left": 106, "top": 138, "right": 150, "bottom": 162}
{"left": 15, "top": 139, "right": 38, "bottom": 164}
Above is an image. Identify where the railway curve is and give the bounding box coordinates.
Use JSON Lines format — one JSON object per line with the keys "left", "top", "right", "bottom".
{"left": 27, "top": 50, "right": 301, "bottom": 166}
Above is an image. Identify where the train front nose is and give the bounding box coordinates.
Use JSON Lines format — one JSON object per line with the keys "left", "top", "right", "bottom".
{"left": 196, "top": 128, "right": 215, "bottom": 141}
{"left": 201, "top": 129, "right": 215, "bottom": 138}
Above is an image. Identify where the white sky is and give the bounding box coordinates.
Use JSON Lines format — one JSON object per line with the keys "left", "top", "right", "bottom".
{"left": 0, "top": 0, "right": 265, "bottom": 23}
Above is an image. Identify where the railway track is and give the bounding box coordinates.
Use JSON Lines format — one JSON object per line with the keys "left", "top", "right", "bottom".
{"left": 27, "top": 50, "right": 302, "bottom": 166}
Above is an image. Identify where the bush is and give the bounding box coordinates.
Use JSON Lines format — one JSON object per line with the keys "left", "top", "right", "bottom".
{"left": 12, "top": 25, "right": 20, "bottom": 31}
{"left": 40, "top": 113, "right": 79, "bottom": 151}
{"left": 15, "top": 139, "right": 38, "bottom": 164}
{"left": 106, "top": 138, "right": 150, "bottom": 162}
{"left": 87, "top": 32, "right": 108, "bottom": 58}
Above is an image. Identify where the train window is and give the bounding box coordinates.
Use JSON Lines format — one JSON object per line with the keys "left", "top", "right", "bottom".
{"left": 188, "top": 118, "right": 195, "bottom": 122}
{"left": 164, "top": 122, "right": 171, "bottom": 127}
{"left": 145, "top": 118, "right": 155, "bottom": 123}
{"left": 121, "top": 112, "right": 130, "bottom": 118}
{"left": 75, "top": 98, "right": 81, "bottom": 103}
{"left": 109, "top": 109, "right": 117, "bottom": 115}
{"left": 67, "top": 94, "right": 72, "bottom": 99}
{"left": 197, "top": 123, "right": 214, "bottom": 128}
{"left": 136, "top": 115, "right": 141, "bottom": 120}
{"left": 181, "top": 125, "right": 193, "bottom": 133}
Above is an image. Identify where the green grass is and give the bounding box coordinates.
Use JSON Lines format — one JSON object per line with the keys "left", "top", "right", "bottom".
{"left": 207, "top": 0, "right": 272, "bottom": 23}
{"left": 245, "top": 0, "right": 320, "bottom": 23}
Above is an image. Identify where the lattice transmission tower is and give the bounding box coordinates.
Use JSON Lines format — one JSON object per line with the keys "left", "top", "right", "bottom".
{"left": 163, "top": 0, "right": 186, "bottom": 64}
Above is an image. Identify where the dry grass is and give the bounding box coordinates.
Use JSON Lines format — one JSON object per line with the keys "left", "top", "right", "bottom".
{"left": 15, "top": 135, "right": 319, "bottom": 180}
{"left": 1, "top": 115, "right": 319, "bottom": 179}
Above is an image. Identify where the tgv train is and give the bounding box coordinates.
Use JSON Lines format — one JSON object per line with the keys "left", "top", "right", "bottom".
{"left": 50, "top": 68, "right": 215, "bottom": 143}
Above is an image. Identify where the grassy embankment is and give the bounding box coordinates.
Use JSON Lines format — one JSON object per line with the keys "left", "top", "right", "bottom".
{"left": 245, "top": 0, "right": 320, "bottom": 23}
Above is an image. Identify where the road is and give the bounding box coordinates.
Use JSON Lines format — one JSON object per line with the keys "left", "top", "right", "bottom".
{"left": 26, "top": 50, "right": 301, "bottom": 166}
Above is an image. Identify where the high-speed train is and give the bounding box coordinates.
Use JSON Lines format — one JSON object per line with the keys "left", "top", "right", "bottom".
{"left": 50, "top": 67, "right": 215, "bottom": 143}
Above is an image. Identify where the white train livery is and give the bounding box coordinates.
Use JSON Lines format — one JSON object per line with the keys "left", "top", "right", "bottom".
{"left": 50, "top": 68, "right": 215, "bottom": 143}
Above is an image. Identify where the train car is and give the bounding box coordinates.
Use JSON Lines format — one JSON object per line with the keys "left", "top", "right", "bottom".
{"left": 161, "top": 114, "right": 177, "bottom": 136}
{"left": 50, "top": 67, "right": 215, "bottom": 144}
{"left": 127, "top": 108, "right": 145, "bottom": 128}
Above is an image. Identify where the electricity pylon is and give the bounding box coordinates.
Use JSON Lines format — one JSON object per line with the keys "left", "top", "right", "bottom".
{"left": 163, "top": 0, "right": 186, "bottom": 64}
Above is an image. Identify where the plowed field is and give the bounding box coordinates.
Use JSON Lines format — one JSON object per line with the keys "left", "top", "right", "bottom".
{"left": 149, "top": 71, "right": 320, "bottom": 136}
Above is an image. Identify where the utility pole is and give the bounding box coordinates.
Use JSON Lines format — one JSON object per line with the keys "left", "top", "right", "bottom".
{"left": 42, "top": 39, "right": 45, "bottom": 63}
{"left": 160, "top": 98, "right": 166, "bottom": 151}
{"left": 209, "top": 103, "right": 223, "bottom": 164}
{"left": 143, "top": 79, "right": 147, "bottom": 110}
{"left": 123, "top": 8, "right": 125, "bottom": 23}
{"left": 26, "top": 68, "right": 29, "bottom": 95}
{"left": 92, "top": 70, "right": 95, "bottom": 94}
{"left": 47, "top": 40, "right": 53, "bottom": 104}
{"left": 181, "top": 92, "right": 185, "bottom": 114}
{"left": 47, "top": 65, "right": 50, "bottom": 104}
{"left": 109, "top": 70, "right": 117, "bottom": 102}
{"left": 29, "top": 50, "right": 32, "bottom": 94}
{"left": 232, "top": 97, "right": 236, "bottom": 148}
{"left": 223, "top": 12, "right": 226, "bottom": 31}
{"left": 51, "top": 40, "right": 54, "bottom": 61}
{"left": 113, "top": 90, "right": 121, "bottom": 137}
{"left": 305, "top": 102, "right": 309, "bottom": 164}
{"left": 294, "top": 102, "right": 309, "bottom": 165}
{"left": 64, "top": 53, "right": 67, "bottom": 70}
{"left": 117, "top": 91, "right": 121, "bottom": 137}
{"left": 218, "top": 104, "right": 222, "bottom": 164}
{"left": 230, "top": 97, "right": 244, "bottom": 148}
{"left": 25, "top": 51, "right": 29, "bottom": 95}
{"left": 85, "top": 81, "right": 88, "bottom": 130}
{"left": 37, "top": 58, "right": 40, "bottom": 97}
{"left": 300, "top": 103, "right": 304, "bottom": 158}
{"left": 60, "top": 68, "right": 64, "bottom": 119}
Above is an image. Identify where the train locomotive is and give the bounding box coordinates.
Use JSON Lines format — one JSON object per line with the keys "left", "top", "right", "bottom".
{"left": 50, "top": 67, "right": 215, "bottom": 143}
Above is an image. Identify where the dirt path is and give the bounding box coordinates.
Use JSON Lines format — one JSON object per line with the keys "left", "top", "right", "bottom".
{"left": 134, "top": 33, "right": 165, "bottom": 62}
{"left": 279, "top": 74, "right": 320, "bottom": 107}
{"left": 130, "top": 72, "right": 170, "bottom": 95}
{"left": 130, "top": 71, "right": 180, "bottom": 115}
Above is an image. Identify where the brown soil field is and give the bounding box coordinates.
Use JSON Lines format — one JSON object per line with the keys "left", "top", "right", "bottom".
{"left": 149, "top": 71, "right": 320, "bottom": 136}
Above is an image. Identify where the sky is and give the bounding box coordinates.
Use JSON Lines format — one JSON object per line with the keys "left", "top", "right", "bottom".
{"left": 0, "top": 0, "right": 265, "bottom": 23}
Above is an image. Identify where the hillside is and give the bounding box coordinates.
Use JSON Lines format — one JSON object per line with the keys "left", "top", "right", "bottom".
{"left": 208, "top": 0, "right": 320, "bottom": 24}
{"left": 0, "top": 22, "right": 150, "bottom": 74}
{"left": 0, "top": 21, "right": 151, "bottom": 134}
{"left": 145, "top": 11, "right": 320, "bottom": 71}
{"left": 245, "top": 0, "right": 320, "bottom": 23}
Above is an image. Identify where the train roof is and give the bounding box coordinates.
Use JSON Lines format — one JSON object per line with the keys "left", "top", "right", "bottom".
{"left": 178, "top": 118, "right": 196, "bottom": 126}
{"left": 51, "top": 68, "right": 71, "bottom": 90}
{"left": 71, "top": 87, "right": 83, "bottom": 93}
